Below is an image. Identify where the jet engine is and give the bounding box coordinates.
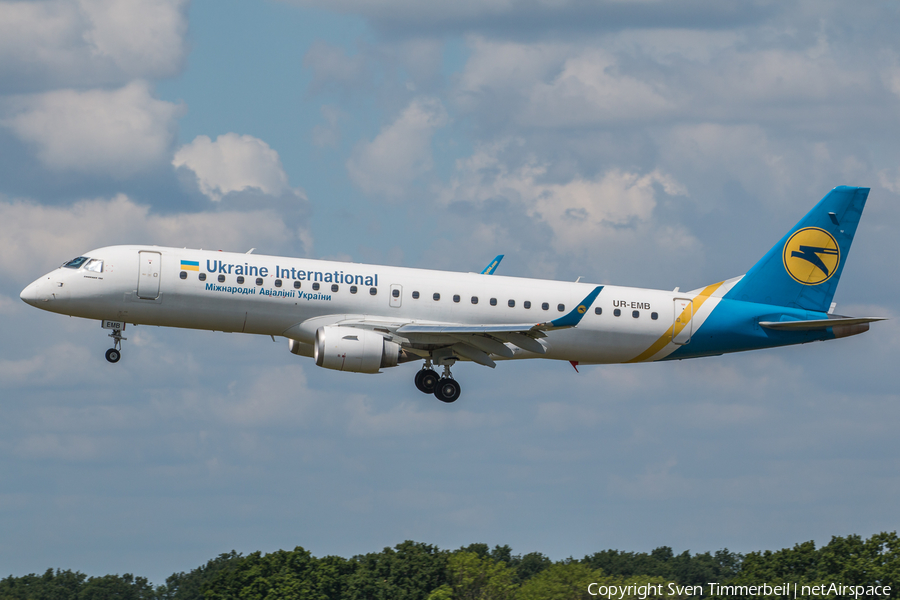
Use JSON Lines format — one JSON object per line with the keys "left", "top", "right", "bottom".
{"left": 314, "top": 326, "right": 403, "bottom": 373}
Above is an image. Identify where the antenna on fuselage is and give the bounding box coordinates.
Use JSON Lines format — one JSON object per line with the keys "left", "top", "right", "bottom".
{"left": 246, "top": 248, "right": 255, "bottom": 254}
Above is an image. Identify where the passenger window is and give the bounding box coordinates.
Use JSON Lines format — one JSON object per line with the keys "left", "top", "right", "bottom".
{"left": 433, "top": 293, "right": 440, "bottom": 301}
{"left": 541, "top": 302, "right": 549, "bottom": 310}
{"left": 412, "top": 291, "right": 420, "bottom": 299}
{"left": 490, "top": 298, "right": 497, "bottom": 306}
{"left": 558, "top": 304, "right": 565, "bottom": 312}
{"left": 312, "top": 282, "right": 320, "bottom": 291}
{"left": 350, "top": 285, "right": 357, "bottom": 294}
{"left": 595, "top": 307, "right": 602, "bottom": 315}
{"left": 256, "top": 277, "right": 263, "bottom": 286}
{"left": 524, "top": 301, "right": 531, "bottom": 309}
{"left": 331, "top": 284, "right": 339, "bottom": 292}
{"left": 275, "top": 279, "right": 282, "bottom": 287}
{"left": 84, "top": 259, "right": 103, "bottom": 273}
{"left": 369, "top": 287, "right": 377, "bottom": 295}
{"left": 508, "top": 299, "right": 515, "bottom": 307}
{"left": 453, "top": 294, "right": 460, "bottom": 303}
{"left": 294, "top": 280, "right": 301, "bottom": 289}
{"left": 179, "top": 271, "right": 187, "bottom": 280}
{"left": 651, "top": 312, "right": 658, "bottom": 320}
{"left": 62, "top": 256, "right": 89, "bottom": 269}
{"left": 199, "top": 273, "right": 206, "bottom": 281}
{"left": 632, "top": 310, "right": 639, "bottom": 318}
{"left": 237, "top": 276, "right": 244, "bottom": 284}
{"left": 471, "top": 296, "right": 478, "bottom": 304}
{"left": 392, "top": 289, "right": 400, "bottom": 298}
{"left": 218, "top": 274, "right": 226, "bottom": 283}
{"left": 614, "top": 308, "right": 621, "bottom": 317}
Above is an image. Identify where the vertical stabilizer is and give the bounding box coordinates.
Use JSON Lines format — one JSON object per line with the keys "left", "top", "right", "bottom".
{"left": 724, "top": 186, "right": 869, "bottom": 312}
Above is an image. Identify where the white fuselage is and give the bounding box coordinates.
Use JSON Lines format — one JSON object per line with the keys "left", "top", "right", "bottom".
{"left": 21, "top": 245, "right": 728, "bottom": 365}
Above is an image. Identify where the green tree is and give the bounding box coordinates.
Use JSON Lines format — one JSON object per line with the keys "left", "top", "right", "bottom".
{"left": 446, "top": 552, "right": 516, "bottom": 600}
{"left": 0, "top": 568, "right": 87, "bottom": 599}
{"left": 517, "top": 565, "right": 678, "bottom": 600}
{"left": 158, "top": 551, "right": 242, "bottom": 600}
{"left": 343, "top": 541, "right": 447, "bottom": 600}
{"left": 78, "top": 574, "right": 157, "bottom": 600}
{"left": 200, "top": 546, "right": 343, "bottom": 600}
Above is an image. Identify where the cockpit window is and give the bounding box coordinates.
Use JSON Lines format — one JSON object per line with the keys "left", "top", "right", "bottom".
{"left": 84, "top": 259, "right": 103, "bottom": 273}
{"left": 62, "top": 256, "right": 90, "bottom": 269}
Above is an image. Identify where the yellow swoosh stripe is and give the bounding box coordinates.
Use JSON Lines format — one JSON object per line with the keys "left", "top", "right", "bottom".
{"left": 625, "top": 281, "right": 725, "bottom": 363}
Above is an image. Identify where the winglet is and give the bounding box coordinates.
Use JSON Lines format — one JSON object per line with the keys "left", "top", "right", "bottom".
{"left": 481, "top": 255, "right": 504, "bottom": 275}
{"left": 537, "top": 286, "right": 603, "bottom": 330}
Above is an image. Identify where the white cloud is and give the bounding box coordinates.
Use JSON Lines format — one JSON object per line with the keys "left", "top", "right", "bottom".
{"left": 0, "top": 0, "right": 188, "bottom": 90}
{"left": 456, "top": 40, "right": 673, "bottom": 128}
{"left": 4, "top": 81, "right": 182, "bottom": 176}
{"left": 79, "top": 0, "right": 188, "bottom": 78}
{"left": 878, "top": 168, "right": 900, "bottom": 194}
{"left": 439, "top": 141, "right": 689, "bottom": 254}
{"left": 173, "top": 133, "right": 304, "bottom": 202}
{"left": 0, "top": 195, "right": 309, "bottom": 282}
{"left": 346, "top": 97, "right": 449, "bottom": 199}
{"left": 521, "top": 49, "right": 674, "bottom": 127}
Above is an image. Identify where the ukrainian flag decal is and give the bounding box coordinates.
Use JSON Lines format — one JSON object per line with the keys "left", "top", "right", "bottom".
{"left": 180, "top": 260, "right": 200, "bottom": 271}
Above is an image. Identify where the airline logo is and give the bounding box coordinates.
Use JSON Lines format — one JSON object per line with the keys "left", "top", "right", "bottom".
{"left": 577, "top": 305, "right": 587, "bottom": 314}
{"left": 181, "top": 260, "right": 200, "bottom": 271}
{"left": 782, "top": 227, "right": 840, "bottom": 285}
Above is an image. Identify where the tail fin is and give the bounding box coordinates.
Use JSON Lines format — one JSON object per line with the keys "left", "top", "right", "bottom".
{"left": 724, "top": 186, "right": 869, "bottom": 312}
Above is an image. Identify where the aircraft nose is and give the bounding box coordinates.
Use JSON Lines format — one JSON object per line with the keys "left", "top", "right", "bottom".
{"left": 20, "top": 279, "right": 46, "bottom": 307}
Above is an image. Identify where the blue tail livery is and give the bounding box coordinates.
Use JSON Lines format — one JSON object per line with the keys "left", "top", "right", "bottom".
{"left": 724, "top": 186, "right": 867, "bottom": 312}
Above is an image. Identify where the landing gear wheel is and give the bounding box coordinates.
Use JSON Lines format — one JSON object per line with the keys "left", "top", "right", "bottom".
{"left": 105, "top": 326, "right": 126, "bottom": 363}
{"left": 415, "top": 369, "right": 439, "bottom": 394}
{"left": 434, "top": 378, "right": 461, "bottom": 403}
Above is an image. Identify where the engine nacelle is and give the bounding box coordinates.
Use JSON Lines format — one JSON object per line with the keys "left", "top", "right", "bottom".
{"left": 314, "top": 326, "right": 402, "bottom": 373}
{"left": 288, "top": 338, "right": 314, "bottom": 357}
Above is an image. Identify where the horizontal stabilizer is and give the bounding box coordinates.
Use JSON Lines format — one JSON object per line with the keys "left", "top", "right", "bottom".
{"left": 760, "top": 316, "right": 885, "bottom": 331}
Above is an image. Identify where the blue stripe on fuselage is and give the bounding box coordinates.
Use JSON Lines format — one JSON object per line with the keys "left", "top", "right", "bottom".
{"left": 663, "top": 299, "right": 834, "bottom": 360}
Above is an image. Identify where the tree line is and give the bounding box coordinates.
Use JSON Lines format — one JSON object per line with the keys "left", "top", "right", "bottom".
{"left": 1, "top": 532, "right": 896, "bottom": 599}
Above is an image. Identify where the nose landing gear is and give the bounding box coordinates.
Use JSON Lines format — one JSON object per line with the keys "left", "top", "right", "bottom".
{"left": 106, "top": 327, "right": 126, "bottom": 363}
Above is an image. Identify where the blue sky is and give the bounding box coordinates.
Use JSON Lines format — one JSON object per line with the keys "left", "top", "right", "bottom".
{"left": 1, "top": 0, "right": 899, "bottom": 586}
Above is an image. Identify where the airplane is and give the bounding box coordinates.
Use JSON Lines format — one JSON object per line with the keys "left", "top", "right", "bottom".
{"left": 20, "top": 186, "right": 884, "bottom": 403}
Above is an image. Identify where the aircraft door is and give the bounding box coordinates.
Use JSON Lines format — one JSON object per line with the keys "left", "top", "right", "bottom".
{"left": 137, "top": 251, "right": 161, "bottom": 299}
{"left": 672, "top": 298, "right": 693, "bottom": 345}
{"left": 390, "top": 284, "right": 402, "bottom": 308}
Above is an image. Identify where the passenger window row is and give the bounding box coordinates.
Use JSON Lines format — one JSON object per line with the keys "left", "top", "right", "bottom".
{"left": 610, "top": 307, "right": 659, "bottom": 320}
{"left": 406, "top": 290, "right": 568, "bottom": 312}
{"left": 404, "top": 290, "right": 660, "bottom": 320}
{"left": 179, "top": 271, "right": 377, "bottom": 295}
{"left": 179, "top": 271, "right": 658, "bottom": 318}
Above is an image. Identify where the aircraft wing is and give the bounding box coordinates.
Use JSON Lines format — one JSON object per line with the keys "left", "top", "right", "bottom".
{"left": 287, "top": 286, "right": 603, "bottom": 368}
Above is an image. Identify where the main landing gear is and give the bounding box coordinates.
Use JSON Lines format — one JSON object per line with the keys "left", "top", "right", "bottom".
{"left": 106, "top": 327, "right": 126, "bottom": 363}
{"left": 414, "top": 360, "right": 461, "bottom": 403}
